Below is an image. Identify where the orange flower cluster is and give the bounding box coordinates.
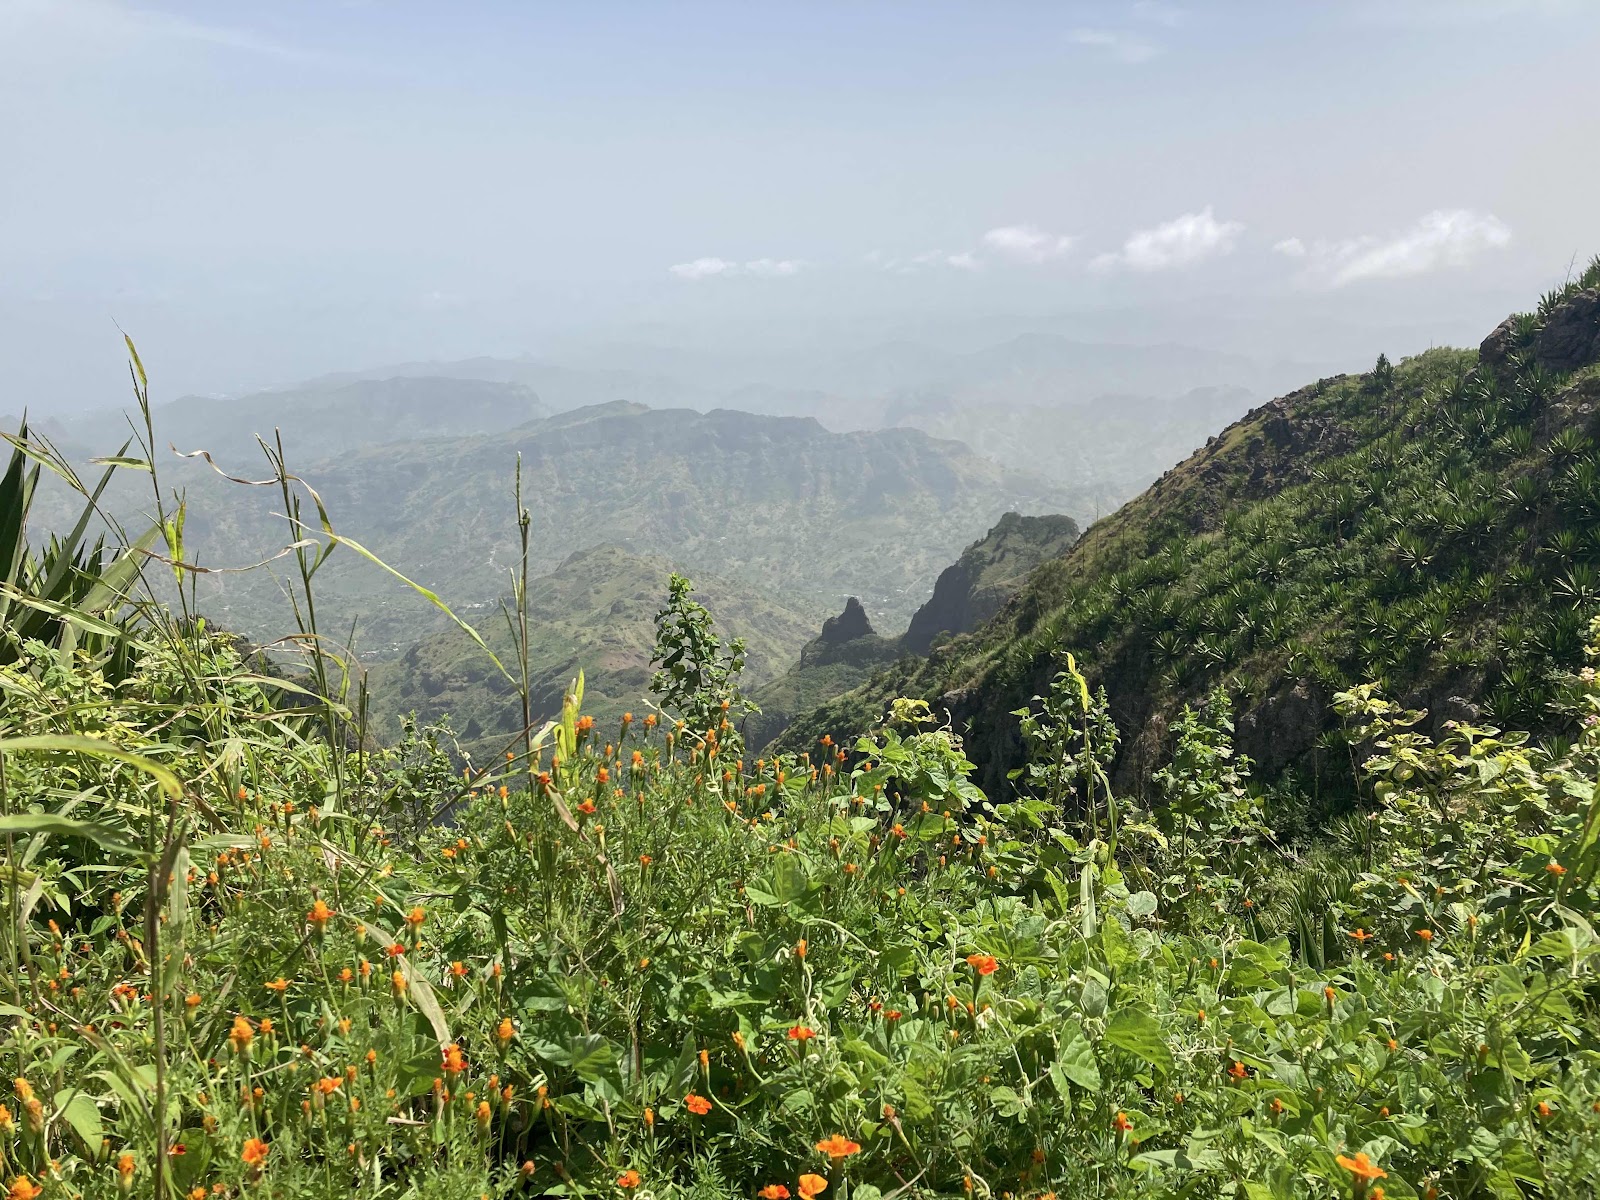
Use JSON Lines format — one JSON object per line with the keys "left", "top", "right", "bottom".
{"left": 815, "top": 1134, "right": 861, "bottom": 1158}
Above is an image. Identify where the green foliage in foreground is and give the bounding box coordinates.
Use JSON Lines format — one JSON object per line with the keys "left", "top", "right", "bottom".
{"left": 4, "top": 600, "right": 1600, "bottom": 1200}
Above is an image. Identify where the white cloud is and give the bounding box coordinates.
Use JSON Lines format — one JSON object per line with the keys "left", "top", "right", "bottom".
{"left": 1272, "top": 237, "right": 1307, "bottom": 258}
{"left": 1092, "top": 207, "right": 1245, "bottom": 271}
{"left": 1285, "top": 210, "right": 1512, "bottom": 287}
{"left": 668, "top": 257, "right": 805, "bottom": 281}
{"left": 1068, "top": 28, "right": 1162, "bottom": 64}
{"left": 743, "top": 258, "right": 803, "bottom": 277}
{"left": 669, "top": 257, "right": 737, "bottom": 281}
{"left": 945, "top": 251, "right": 982, "bottom": 271}
{"left": 982, "top": 225, "right": 1076, "bottom": 263}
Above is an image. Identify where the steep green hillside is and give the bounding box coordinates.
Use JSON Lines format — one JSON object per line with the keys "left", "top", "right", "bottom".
{"left": 780, "top": 266, "right": 1600, "bottom": 800}
{"left": 364, "top": 544, "right": 817, "bottom": 759}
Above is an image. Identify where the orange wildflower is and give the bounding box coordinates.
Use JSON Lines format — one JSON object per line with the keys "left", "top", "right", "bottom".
{"left": 241, "top": 1138, "right": 270, "bottom": 1167}
{"left": 760, "top": 1187, "right": 791, "bottom": 1200}
{"left": 1349, "top": 928, "right": 1372, "bottom": 942}
{"left": 815, "top": 1134, "right": 862, "bottom": 1158}
{"left": 1113, "top": 1111, "right": 1133, "bottom": 1132}
{"left": 798, "top": 1174, "right": 829, "bottom": 1199}
{"left": 616, "top": 1169, "right": 641, "bottom": 1189}
{"left": 441, "top": 1044, "right": 468, "bottom": 1074}
{"left": 787, "top": 1025, "right": 816, "bottom": 1041}
{"left": 307, "top": 899, "right": 334, "bottom": 929}
{"left": 264, "top": 978, "right": 290, "bottom": 993}
{"left": 405, "top": 906, "right": 426, "bottom": 928}
{"left": 1547, "top": 862, "right": 1568, "bottom": 876}
{"left": 229, "top": 1016, "right": 254, "bottom": 1055}
{"left": 1415, "top": 928, "right": 1434, "bottom": 942}
{"left": 1228, "top": 1061, "right": 1248, "bottom": 1080}
{"left": 1336, "top": 1152, "right": 1387, "bottom": 1181}
{"left": 6, "top": 1177, "right": 42, "bottom": 1200}
{"left": 685, "top": 1093, "right": 712, "bottom": 1115}
{"left": 497, "top": 1017, "right": 515, "bottom": 1046}
{"left": 966, "top": 953, "right": 999, "bottom": 976}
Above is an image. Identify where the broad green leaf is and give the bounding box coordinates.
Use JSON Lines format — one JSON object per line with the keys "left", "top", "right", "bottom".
{"left": 1055, "top": 1020, "right": 1102, "bottom": 1092}
{"left": 407, "top": 975, "right": 452, "bottom": 1047}
{"left": 1104, "top": 1009, "right": 1172, "bottom": 1073}
{"left": 0, "top": 813, "right": 143, "bottom": 859}
{"left": 53, "top": 1092, "right": 103, "bottom": 1149}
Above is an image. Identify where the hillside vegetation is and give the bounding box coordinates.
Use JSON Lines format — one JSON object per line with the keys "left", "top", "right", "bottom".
{"left": 2, "top": 271, "right": 1599, "bottom": 1199}
{"left": 780, "top": 264, "right": 1600, "bottom": 803}
{"left": 365, "top": 544, "right": 819, "bottom": 760}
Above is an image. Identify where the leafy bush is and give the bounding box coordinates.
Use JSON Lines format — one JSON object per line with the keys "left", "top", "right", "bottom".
{"left": 5, "top": 594, "right": 1600, "bottom": 1197}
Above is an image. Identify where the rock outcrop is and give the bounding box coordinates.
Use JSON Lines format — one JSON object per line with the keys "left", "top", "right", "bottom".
{"left": 819, "top": 597, "right": 874, "bottom": 645}
{"left": 903, "top": 512, "right": 1080, "bottom": 654}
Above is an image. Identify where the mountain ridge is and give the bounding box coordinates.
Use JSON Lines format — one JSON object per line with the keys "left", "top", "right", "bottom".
{"left": 775, "top": 270, "right": 1600, "bottom": 803}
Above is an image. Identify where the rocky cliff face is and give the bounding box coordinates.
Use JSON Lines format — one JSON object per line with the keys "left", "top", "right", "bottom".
{"left": 902, "top": 512, "right": 1080, "bottom": 654}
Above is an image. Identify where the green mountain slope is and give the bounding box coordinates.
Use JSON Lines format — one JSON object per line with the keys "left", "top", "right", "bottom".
{"left": 364, "top": 544, "right": 817, "bottom": 759}
{"left": 778, "top": 267, "right": 1600, "bottom": 798}
{"left": 744, "top": 598, "right": 908, "bottom": 749}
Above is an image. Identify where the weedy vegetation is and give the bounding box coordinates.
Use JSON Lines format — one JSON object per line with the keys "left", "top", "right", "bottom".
{"left": 2, "top": 303, "right": 1600, "bottom": 1200}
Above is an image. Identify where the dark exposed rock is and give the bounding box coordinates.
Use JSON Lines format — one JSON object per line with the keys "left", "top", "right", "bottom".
{"left": 903, "top": 512, "right": 1079, "bottom": 654}
{"left": 1535, "top": 287, "right": 1600, "bottom": 375}
{"left": 1478, "top": 315, "right": 1521, "bottom": 374}
{"left": 1481, "top": 287, "right": 1600, "bottom": 378}
{"left": 820, "top": 597, "right": 874, "bottom": 644}
{"left": 1235, "top": 680, "right": 1329, "bottom": 778}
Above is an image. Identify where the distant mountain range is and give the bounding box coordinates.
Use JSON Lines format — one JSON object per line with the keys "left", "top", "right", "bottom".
{"left": 17, "top": 326, "right": 1332, "bottom": 756}
{"left": 28, "top": 392, "right": 1072, "bottom": 659}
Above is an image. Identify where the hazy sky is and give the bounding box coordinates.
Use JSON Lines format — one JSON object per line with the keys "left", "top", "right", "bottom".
{"left": 4, "top": 0, "right": 1598, "bottom": 412}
